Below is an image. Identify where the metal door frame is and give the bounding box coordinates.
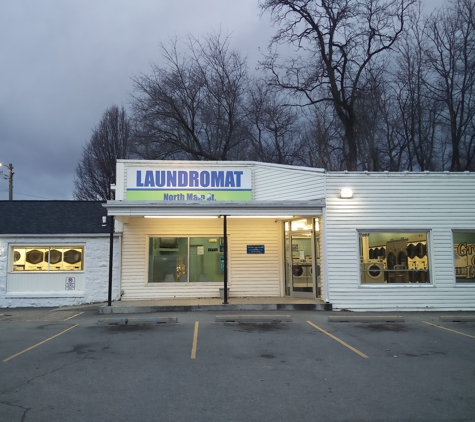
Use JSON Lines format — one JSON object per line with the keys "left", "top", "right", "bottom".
{"left": 284, "top": 221, "right": 317, "bottom": 299}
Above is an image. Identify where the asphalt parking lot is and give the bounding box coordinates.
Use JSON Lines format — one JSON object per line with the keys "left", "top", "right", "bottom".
{"left": 1, "top": 308, "right": 474, "bottom": 422}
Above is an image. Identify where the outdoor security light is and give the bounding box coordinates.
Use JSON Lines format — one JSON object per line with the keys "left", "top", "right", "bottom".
{"left": 340, "top": 187, "right": 353, "bottom": 199}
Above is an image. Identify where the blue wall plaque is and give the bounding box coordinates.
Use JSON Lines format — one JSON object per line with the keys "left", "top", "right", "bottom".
{"left": 247, "top": 245, "right": 265, "bottom": 254}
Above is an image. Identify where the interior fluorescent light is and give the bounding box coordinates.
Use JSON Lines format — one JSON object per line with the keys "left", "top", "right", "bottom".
{"left": 340, "top": 187, "right": 353, "bottom": 199}
{"left": 143, "top": 215, "right": 295, "bottom": 219}
{"left": 226, "top": 215, "right": 294, "bottom": 219}
{"left": 143, "top": 215, "right": 219, "bottom": 219}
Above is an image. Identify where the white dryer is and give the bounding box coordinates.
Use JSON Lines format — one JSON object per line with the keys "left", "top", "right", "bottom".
{"left": 13, "top": 248, "right": 26, "bottom": 270}
{"left": 25, "top": 248, "right": 48, "bottom": 271}
{"left": 361, "top": 261, "right": 385, "bottom": 283}
{"left": 63, "top": 249, "right": 83, "bottom": 271}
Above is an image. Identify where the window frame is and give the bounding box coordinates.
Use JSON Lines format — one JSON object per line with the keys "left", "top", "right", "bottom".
{"left": 358, "top": 230, "right": 432, "bottom": 286}
{"left": 147, "top": 235, "right": 226, "bottom": 284}
{"left": 11, "top": 245, "right": 85, "bottom": 273}
{"left": 452, "top": 230, "right": 475, "bottom": 284}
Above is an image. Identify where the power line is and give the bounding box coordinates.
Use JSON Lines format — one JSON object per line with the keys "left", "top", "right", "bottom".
{"left": 1, "top": 191, "right": 55, "bottom": 200}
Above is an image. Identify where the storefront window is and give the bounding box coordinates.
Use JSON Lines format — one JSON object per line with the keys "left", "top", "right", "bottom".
{"left": 12, "top": 246, "right": 84, "bottom": 272}
{"left": 148, "top": 237, "right": 224, "bottom": 283}
{"left": 359, "top": 232, "right": 430, "bottom": 284}
{"left": 453, "top": 232, "right": 475, "bottom": 283}
{"left": 291, "top": 219, "right": 313, "bottom": 231}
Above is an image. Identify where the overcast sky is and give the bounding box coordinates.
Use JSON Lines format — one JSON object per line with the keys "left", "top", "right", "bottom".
{"left": 0, "top": 0, "right": 445, "bottom": 201}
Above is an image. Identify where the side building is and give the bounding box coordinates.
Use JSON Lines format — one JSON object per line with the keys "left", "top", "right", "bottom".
{"left": 0, "top": 201, "right": 121, "bottom": 308}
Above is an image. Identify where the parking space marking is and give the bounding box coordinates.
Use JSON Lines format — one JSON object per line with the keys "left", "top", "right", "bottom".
{"left": 3, "top": 324, "right": 79, "bottom": 363}
{"left": 422, "top": 321, "right": 475, "bottom": 339}
{"left": 307, "top": 321, "right": 369, "bottom": 359}
{"left": 191, "top": 321, "right": 199, "bottom": 359}
{"left": 63, "top": 312, "right": 84, "bottom": 321}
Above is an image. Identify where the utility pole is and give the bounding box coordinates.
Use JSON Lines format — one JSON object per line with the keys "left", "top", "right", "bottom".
{"left": 8, "top": 163, "right": 13, "bottom": 201}
{"left": 0, "top": 163, "right": 13, "bottom": 200}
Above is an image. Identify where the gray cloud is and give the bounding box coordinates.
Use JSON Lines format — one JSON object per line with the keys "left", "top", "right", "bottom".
{"left": 0, "top": 0, "right": 443, "bottom": 200}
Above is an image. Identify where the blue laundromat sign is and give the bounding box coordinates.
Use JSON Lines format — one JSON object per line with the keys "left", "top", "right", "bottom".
{"left": 247, "top": 245, "right": 265, "bottom": 254}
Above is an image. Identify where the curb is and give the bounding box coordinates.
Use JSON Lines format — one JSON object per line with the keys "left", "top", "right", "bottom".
{"left": 99, "top": 302, "right": 332, "bottom": 314}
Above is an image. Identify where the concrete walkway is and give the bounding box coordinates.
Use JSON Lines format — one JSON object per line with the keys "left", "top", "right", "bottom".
{"left": 98, "top": 296, "right": 332, "bottom": 314}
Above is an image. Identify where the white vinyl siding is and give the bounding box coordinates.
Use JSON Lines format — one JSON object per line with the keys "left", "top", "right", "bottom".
{"left": 120, "top": 218, "right": 282, "bottom": 299}
{"left": 253, "top": 164, "right": 325, "bottom": 200}
{"left": 325, "top": 172, "right": 475, "bottom": 311}
{"left": 227, "top": 219, "right": 281, "bottom": 297}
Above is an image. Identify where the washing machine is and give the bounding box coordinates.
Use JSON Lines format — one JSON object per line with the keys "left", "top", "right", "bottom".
{"left": 361, "top": 261, "right": 385, "bottom": 283}
{"left": 292, "top": 260, "right": 313, "bottom": 291}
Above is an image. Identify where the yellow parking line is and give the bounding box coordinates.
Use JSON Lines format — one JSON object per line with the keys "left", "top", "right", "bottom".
{"left": 63, "top": 312, "right": 84, "bottom": 321}
{"left": 3, "top": 324, "right": 79, "bottom": 363}
{"left": 307, "top": 321, "right": 369, "bottom": 359}
{"left": 422, "top": 321, "right": 475, "bottom": 339}
{"left": 191, "top": 321, "right": 199, "bottom": 359}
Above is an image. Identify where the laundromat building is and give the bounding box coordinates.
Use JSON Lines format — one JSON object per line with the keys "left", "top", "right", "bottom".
{"left": 102, "top": 160, "right": 475, "bottom": 311}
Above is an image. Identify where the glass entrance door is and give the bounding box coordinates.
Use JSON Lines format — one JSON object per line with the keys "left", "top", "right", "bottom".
{"left": 285, "top": 218, "right": 320, "bottom": 299}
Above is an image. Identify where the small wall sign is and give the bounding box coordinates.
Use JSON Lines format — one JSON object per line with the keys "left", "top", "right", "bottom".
{"left": 218, "top": 255, "right": 225, "bottom": 274}
{"left": 65, "top": 277, "right": 76, "bottom": 290}
{"left": 247, "top": 245, "right": 265, "bottom": 254}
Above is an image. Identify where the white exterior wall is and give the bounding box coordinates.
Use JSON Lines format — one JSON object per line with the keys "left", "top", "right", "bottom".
{"left": 0, "top": 236, "right": 121, "bottom": 308}
{"left": 120, "top": 218, "right": 282, "bottom": 299}
{"left": 325, "top": 172, "right": 475, "bottom": 311}
{"left": 225, "top": 219, "right": 282, "bottom": 297}
{"left": 253, "top": 163, "right": 325, "bottom": 200}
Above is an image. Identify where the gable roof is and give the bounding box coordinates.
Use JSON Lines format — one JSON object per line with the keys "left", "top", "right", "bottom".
{"left": 0, "top": 201, "right": 111, "bottom": 235}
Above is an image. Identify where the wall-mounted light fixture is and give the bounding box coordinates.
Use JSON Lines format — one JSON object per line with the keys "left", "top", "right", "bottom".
{"left": 340, "top": 187, "right": 353, "bottom": 199}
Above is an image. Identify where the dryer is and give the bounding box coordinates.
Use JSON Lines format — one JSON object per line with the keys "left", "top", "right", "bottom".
{"left": 13, "top": 248, "right": 26, "bottom": 270}
{"left": 63, "top": 249, "right": 83, "bottom": 271}
{"left": 25, "top": 248, "right": 48, "bottom": 271}
{"left": 46, "top": 249, "right": 64, "bottom": 271}
{"left": 361, "top": 261, "right": 385, "bottom": 283}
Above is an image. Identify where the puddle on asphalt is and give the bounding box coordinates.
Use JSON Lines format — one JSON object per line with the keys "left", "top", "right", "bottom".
{"left": 357, "top": 323, "right": 408, "bottom": 332}
{"left": 93, "top": 324, "right": 158, "bottom": 333}
{"left": 260, "top": 353, "right": 275, "bottom": 359}
{"left": 232, "top": 323, "right": 285, "bottom": 333}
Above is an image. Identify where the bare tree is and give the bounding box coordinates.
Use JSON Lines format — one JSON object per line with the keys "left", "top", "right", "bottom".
{"left": 132, "top": 33, "right": 249, "bottom": 161}
{"left": 245, "top": 80, "right": 303, "bottom": 164}
{"left": 299, "top": 100, "right": 345, "bottom": 170}
{"left": 259, "top": 0, "right": 417, "bottom": 170}
{"left": 74, "top": 105, "right": 131, "bottom": 200}
{"left": 425, "top": 0, "right": 475, "bottom": 171}
{"left": 392, "top": 5, "right": 443, "bottom": 171}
